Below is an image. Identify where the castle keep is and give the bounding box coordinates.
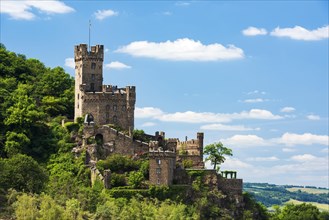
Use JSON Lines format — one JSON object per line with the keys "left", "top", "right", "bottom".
{"left": 74, "top": 44, "right": 135, "bottom": 132}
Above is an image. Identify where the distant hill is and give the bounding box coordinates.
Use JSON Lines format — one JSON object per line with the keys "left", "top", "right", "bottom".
{"left": 244, "top": 182, "right": 329, "bottom": 211}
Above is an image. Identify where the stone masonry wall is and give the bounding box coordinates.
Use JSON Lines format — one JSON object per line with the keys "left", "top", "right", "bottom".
{"left": 217, "top": 175, "right": 243, "bottom": 195}
{"left": 84, "top": 125, "right": 149, "bottom": 159}
{"left": 149, "top": 151, "right": 176, "bottom": 186}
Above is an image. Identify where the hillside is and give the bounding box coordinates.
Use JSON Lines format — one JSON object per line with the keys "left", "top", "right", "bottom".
{"left": 1, "top": 44, "right": 328, "bottom": 219}
{"left": 244, "top": 182, "right": 329, "bottom": 211}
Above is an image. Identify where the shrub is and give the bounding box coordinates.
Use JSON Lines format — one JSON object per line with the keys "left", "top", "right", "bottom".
{"left": 111, "top": 173, "right": 126, "bottom": 187}
{"left": 64, "top": 122, "right": 80, "bottom": 133}
{"left": 128, "top": 171, "right": 144, "bottom": 188}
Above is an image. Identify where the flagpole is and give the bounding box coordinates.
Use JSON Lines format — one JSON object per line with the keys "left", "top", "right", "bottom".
{"left": 89, "top": 19, "right": 91, "bottom": 51}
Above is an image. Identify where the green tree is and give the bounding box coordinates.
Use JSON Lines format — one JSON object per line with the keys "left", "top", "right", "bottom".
{"left": 203, "top": 142, "right": 232, "bottom": 170}
{"left": 0, "top": 154, "right": 47, "bottom": 193}
{"left": 13, "top": 193, "right": 39, "bottom": 220}
{"left": 271, "top": 203, "right": 322, "bottom": 220}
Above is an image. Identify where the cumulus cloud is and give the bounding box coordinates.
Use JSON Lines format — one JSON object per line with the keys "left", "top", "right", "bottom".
{"left": 291, "top": 154, "right": 317, "bottom": 162}
{"left": 64, "top": 58, "right": 75, "bottom": 69}
{"left": 105, "top": 61, "right": 131, "bottom": 70}
{"left": 242, "top": 26, "right": 267, "bottom": 36}
{"left": 277, "top": 132, "right": 329, "bottom": 146}
{"left": 175, "top": 2, "right": 190, "bottom": 6}
{"left": 94, "top": 9, "right": 118, "bottom": 20}
{"left": 282, "top": 148, "right": 296, "bottom": 152}
{"left": 115, "top": 38, "right": 244, "bottom": 61}
{"left": 218, "top": 157, "right": 253, "bottom": 170}
{"left": 247, "top": 90, "right": 266, "bottom": 95}
{"left": 0, "top": 0, "right": 74, "bottom": 20}
{"left": 246, "top": 156, "right": 279, "bottom": 162}
{"left": 270, "top": 25, "right": 329, "bottom": 41}
{"left": 242, "top": 98, "right": 268, "bottom": 103}
{"left": 162, "top": 11, "right": 172, "bottom": 16}
{"left": 141, "top": 122, "right": 156, "bottom": 127}
{"left": 220, "top": 132, "right": 329, "bottom": 148}
{"left": 200, "top": 123, "right": 260, "bottom": 131}
{"left": 280, "top": 107, "right": 295, "bottom": 113}
{"left": 135, "top": 107, "right": 282, "bottom": 123}
{"left": 135, "top": 107, "right": 164, "bottom": 119}
{"left": 220, "top": 135, "right": 270, "bottom": 148}
{"left": 307, "top": 114, "right": 320, "bottom": 120}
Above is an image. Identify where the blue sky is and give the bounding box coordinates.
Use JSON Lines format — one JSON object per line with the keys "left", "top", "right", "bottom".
{"left": 1, "top": 1, "right": 328, "bottom": 187}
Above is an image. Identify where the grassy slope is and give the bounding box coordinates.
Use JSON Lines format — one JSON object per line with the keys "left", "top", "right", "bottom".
{"left": 286, "top": 187, "right": 329, "bottom": 195}
{"left": 287, "top": 199, "right": 329, "bottom": 212}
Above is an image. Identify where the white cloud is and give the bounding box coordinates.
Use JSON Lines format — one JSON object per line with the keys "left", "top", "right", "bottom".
{"left": 247, "top": 90, "right": 266, "bottom": 95}
{"left": 277, "top": 132, "right": 329, "bottom": 146}
{"left": 307, "top": 114, "right": 320, "bottom": 120}
{"left": 64, "top": 58, "right": 74, "bottom": 69}
{"left": 0, "top": 0, "right": 74, "bottom": 20}
{"left": 219, "top": 157, "right": 253, "bottom": 170}
{"left": 220, "top": 135, "right": 270, "bottom": 148}
{"left": 141, "top": 122, "right": 156, "bottom": 127}
{"left": 135, "top": 107, "right": 164, "bottom": 119}
{"left": 105, "top": 61, "right": 131, "bottom": 70}
{"left": 105, "top": 48, "right": 109, "bottom": 53}
{"left": 242, "top": 98, "right": 267, "bottom": 103}
{"left": 175, "top": 2, "right": 190, "bottom": 6}
{"left": 270, "top": 25, "right": 329, "bottom": 41}
{"left": 291, "top": 154, "right": 317, "bottom": 162}
{"left": 94, "top": 9, "right": 118, "bottom": 20}
{"left": 115, "top": 38, "right": 244, "bottom": 61}
{"left": 280, "top": 107, "right": 295, "bottom": 113}
{"left": 135, "top": 107, "right": 282, "bottom": 123}
{"left": 242, "top": 26, "right": 267, "bottom": 36}
{"left": 162, "top": 11, "right": 172, "bottom": 16}
{"left": 246, "top": 156, "right": 279, "bottom": 162}
{"left": 282, "top": 148, "right": 296, "bottom": 152}
{"left": 200, "top": 123, "right": 260, "bottom": 131}
{"left": 220, "top": 132, "right": 329, "bottom": 148}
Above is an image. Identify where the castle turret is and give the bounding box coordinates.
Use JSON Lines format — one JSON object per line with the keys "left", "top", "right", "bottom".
{"left": 197, "top": 132, "right": 204, "bottom": 159}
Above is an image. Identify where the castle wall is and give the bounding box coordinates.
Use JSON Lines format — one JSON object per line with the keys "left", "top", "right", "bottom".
{"left": 177, "top": 155, "right": 204, "bottom": 169}
{"left": 84, "top": 125, "right": 148, "bottom": 159}
{"left": 217, "top": 176, "right": 243, "bottom": 195}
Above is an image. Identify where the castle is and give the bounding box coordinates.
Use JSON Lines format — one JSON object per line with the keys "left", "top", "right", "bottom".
{"left": 73, "top": 44, "right": 242, "bottom": 195}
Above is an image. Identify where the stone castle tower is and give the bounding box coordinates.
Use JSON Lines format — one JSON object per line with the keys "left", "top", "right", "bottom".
{"left": 74, "top": 44, "right": 135, "bottom": 132}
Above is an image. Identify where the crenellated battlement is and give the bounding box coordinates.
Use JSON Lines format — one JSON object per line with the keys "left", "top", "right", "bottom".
{"left": 74, "top": 44, "right": 104, "bottom": 62}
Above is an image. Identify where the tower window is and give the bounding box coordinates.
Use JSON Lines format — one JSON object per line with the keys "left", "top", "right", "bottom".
{"left": 90, "top": 83, "right": 94, "bottom": 91}
{"left": 156, "top": 168, "right": 161, "bottom": 174}
{"left": 91, "top": 62, "right": 96, "bottom": 69}
{"left": 91, "top": 74, "right": 95, "bottom": 80}
{"left": 122, "top": 105, "right": 126, "bottom": 111}
{"left": 106, "top": 105, "right": 110, "bottom": 111}
{"left": 156, "top": 159, "right": 161, "bottom": 165}
{"left": 113, "top": 116, "right": 117, "bottom": 123}
{"left": 113, "top": 105, "right": 117, "bottom": 111}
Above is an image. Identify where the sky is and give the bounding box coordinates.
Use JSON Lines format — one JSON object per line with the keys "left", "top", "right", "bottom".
{"left": 1, "top": 1, "right": 328, "bottom": 187}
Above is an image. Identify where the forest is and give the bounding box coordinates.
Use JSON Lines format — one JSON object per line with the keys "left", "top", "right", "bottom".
{"left": 0, "top": 44, "right": 328, "bottom": 219}
{"left": 244, "top": 183, "right": 329, "bottom": 208}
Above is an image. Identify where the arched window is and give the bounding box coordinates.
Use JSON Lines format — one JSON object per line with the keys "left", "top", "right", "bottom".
{"left": 113, "top": 105, "right": 117, "bottom": 111}
{"left": 113, "top": 116, "right": 117, "bottom": 123}
{"left": 106, "top": 105, "right": 110, "bottom": 111}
